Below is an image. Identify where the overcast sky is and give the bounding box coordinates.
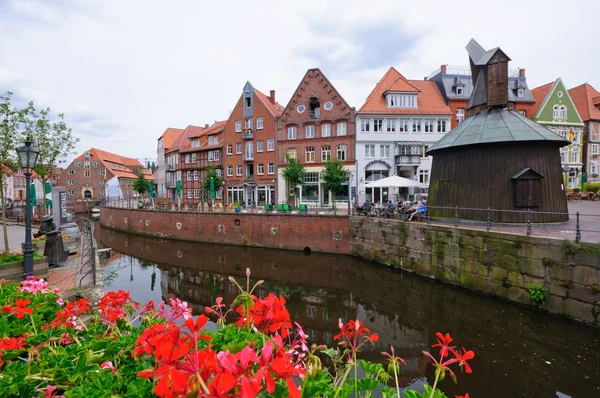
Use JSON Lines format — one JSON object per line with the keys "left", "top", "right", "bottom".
{"left": 1, "top": 0, "right": 598, "bottom": 163}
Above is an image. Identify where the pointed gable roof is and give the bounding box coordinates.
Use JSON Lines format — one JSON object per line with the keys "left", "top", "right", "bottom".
{"left": 531, "top": 81, "right": 555, "bottom": 117}
{"left": 78, "top": 148, "right": 152, "bottom": 180}
{"left": 568, "top": 83, "right": 600, "bottom": 122}
{"left": 160, "top": 128, "right": 184, "bottom": 150}
{"left": 384, "top": 73, "right": 420, "bottom": 93}
{"left": 358, "top": 67, "right": 451, "bottom": 115}
{"left": 466, "top": 38, "right": 511, "bottom": 66}
{"left": 254, "top": 88, "right": 284, "bottom": 116}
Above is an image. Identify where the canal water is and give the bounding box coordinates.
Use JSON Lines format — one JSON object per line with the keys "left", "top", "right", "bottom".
{"left": 97, "top": 226, "right": 600, "bottom": 398}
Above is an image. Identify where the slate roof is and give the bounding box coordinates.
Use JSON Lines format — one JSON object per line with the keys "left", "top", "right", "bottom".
{"left": 358, "top": 67, "right": 451, "bottom": 115}
{"left": 427, "top": 108, "right": 569, "bottom": 154}
{"left": 466, "top": 39, "right": 511, "bottom": 65}
{"left": 568, "top": 83, "right": 600, "bottom": 122}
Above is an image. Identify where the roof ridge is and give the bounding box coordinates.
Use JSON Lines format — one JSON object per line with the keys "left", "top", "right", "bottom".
{"left": 358, "top": 67, "right": 400, "bottom": 113}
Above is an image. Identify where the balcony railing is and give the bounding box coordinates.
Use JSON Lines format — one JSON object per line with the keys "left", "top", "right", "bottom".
{"left": 242, "top": 130, "right": 254, "bottom": 139}
{"left": 395, "top": 155, "right": 422, "bottom": 166}
{"left": 166, "top": 164, "right": 175, "bottom": 171}
{"left": 243, "top": 152, "right": 254, "bottom": 161}
{"left": 166, "top": 180, "right": 177, "bottom": 189}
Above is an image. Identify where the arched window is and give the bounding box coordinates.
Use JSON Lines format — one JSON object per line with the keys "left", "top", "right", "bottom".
{"left": 560, "top": 105, "right": 567, "bottom": 119}
{"left": 84, "top": 190, "right": 92, "bottom": 199}
{"left": 553, "top": 105, "right": 560, "bottom": 119}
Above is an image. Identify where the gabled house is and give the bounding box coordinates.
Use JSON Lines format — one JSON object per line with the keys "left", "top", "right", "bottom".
{"left": 531, "top": 78, "right": 585, "bottom": 188}
{"left": 568, "top": 83, "right": 600, "bottom": 182}
{"left": 277, "top": 68, "right": 356, "bottom": 206}
{"left": 222, "top": 82, "right": 283, "bottom": 206}
{"left": 156, "top": 128, "right": 184, "bottom": 198}
{"left": 165, "top": 126, "right": 202, "bottom": 202}
{"left": 179, "top": 121, "right": 226, "bottom": 204}
{"left": 356, "top": 67, "right": 452, "bottom": 203}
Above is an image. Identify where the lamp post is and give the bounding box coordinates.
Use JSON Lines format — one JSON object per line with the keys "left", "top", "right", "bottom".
{"left": 346, "top": 170, "right": 351, "bottom": 215}
{"left": 16, "top": 138, "right": 39, "bottom": 279}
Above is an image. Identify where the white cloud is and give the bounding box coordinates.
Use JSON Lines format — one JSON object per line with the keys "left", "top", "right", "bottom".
{"left": 0, "top": 0, "right": 598, "bottom": 163}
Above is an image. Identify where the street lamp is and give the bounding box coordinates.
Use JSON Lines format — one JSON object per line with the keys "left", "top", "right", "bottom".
{"left": 16, "top": 138, "right": 39, "bottom": 279}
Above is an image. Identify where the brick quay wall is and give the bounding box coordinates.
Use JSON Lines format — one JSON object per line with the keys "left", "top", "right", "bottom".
{"left": 99, "top": 206, "right": 350, "bottom": 254}
{"left": 350, "top": 217, "right": 600, "bottom": 327}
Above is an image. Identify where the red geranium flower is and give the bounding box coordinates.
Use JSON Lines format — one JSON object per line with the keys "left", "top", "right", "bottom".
{"left": 3, "top": 298, "right": 33, "bottom": 319}
{"left": 432, "top": 332, "right": 455, "bottom": 359}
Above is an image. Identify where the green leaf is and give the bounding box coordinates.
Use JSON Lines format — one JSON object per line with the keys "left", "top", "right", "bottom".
{"left": 403, "top": 390, "right": 424, "bottom": 398}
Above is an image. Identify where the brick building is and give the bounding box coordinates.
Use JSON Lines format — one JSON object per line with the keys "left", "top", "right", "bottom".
{"left": 428, "top": 64, "right": 535, "bottom": 128}
{"left": 569, "top": 83, "right": 600, "bottom": 182}
{"left": 276, "top": 68, "right": 356, "bottom": 206}
{"left": 62, "top": 148, "right": 153, "bottom": 202}
{"left": 179, "top": 121, "right": 226, "bottom": 205}
{"left": 223, "top": 82, "right": 283, "bottom": 206}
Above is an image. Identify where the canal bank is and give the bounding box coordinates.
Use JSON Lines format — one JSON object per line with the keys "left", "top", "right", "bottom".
{"left": 99, "top": 206, "right": 600, "bottom": 326}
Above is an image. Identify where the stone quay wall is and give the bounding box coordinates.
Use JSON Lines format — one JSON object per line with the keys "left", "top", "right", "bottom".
{"left": 99, "top": 206, "right": 350, "bottom": 254}
{"left": 350, "top": 217, "right": 600, "bottom": 326}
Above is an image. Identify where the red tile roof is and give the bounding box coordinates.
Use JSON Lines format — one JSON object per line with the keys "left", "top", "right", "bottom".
{"left": 160, "top": 128, "right": 184, "bottom": 150}
{"left": 73, "top": 148, "right": 153, "bottom": 180}
{"left": 530, "top": 81, "right": 554, "bottom": 117}
{"left": 385, "top": 73, "right": 420, "bottom": 93}
{"left": 568, "top": 83, "right": 600, "bottom": 122}
{"left": 177, "top": 125, "right": 205, "bottom": 152}
{"left": 179, "top": 121, "right": 226, "bottom": 153}
{"left": 358, "top": 67, "right": 451, "bottom": 115}
{"left": 255, "top": 89, "right": 284, "bottom": 116}
{"left": 189, "top": 121, "right": 226, "bottom": 138}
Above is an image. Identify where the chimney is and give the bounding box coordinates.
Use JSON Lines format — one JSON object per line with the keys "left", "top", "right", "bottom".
{"left": 269, "top": 90, "right": 276, "bottom": 104}
{"left": 205, "top": 124, "right": 209, "bottom": 128}
{"left": 441, "top": 64, "right": 447, "bottom": 74}
{"left": 519, "top": 69, "right": 526, "bottom": 77}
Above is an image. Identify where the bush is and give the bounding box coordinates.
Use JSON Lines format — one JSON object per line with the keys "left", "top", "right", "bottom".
{"left": 583, "top": 182, "right": 600, "bottom": 193}
{"left": 528, "top": 283, "right": 548, "bottom": 306}
{"left": 573, "top": 188, "right": 581, "bottom": 193}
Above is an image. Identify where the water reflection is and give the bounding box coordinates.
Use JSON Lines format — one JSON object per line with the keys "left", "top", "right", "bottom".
{"left": 97, "top": 227, "right": 599, "bottom": 397}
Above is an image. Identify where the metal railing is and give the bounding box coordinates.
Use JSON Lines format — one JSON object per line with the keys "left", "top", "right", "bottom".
{"left": 78, "top": 217, "right": 96, "bottom": 288}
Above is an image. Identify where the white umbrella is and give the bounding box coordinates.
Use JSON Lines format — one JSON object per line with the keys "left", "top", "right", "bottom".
{"left": 360, "top": 175, "right": 426, "bottom": 188}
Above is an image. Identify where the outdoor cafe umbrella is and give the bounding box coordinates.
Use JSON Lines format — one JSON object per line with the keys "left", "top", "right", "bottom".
{"left": 210, "top": 177, "right": 215, "bottom": 199}
{"left": 29, "top": 183, "right": 37, "bottom": 214}
{"left": 176, "top": 179, "right": 182, "bottom": 209}
{"left": 360, "top": 175, "right": 426, "bottom": 188}
{"left": 147, "top": 180, "right": 155, "bottom": 209}
{"left": 45, "top": 182, "right": 52, "bottom": 213}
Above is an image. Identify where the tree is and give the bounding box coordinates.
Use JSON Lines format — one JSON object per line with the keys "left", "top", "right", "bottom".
{"left": 132, "top": 172, "right": 149, "bottom": 196}
{"left": 322, "top": 159, "right": 347, "bottom": 215}
{"left": 22, "top": 103, "right": 78, "bottom": 214}
{"left": 281, "top": 155, "right": 305, "bottom": 206}
{"left": 203, "top": 166, "right": 223, "bottom": 201}
{"left": 0, "top": 92, "right": 23, "bottom": 252}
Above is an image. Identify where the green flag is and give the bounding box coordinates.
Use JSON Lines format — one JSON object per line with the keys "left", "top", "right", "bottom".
{"left": 45, "top": 182, "right": 52, "bottom": 208}
{"left": 210, "top": 177, "right": 215, "bottom": 199}
{"left": 176, "top": 180, "right": 182, "bottom": 198}
{"left": 29, "top": 183, "right": 37, "bottom": 208}
{"left": 147, "top": 180, "right": 155, "bottom": 198}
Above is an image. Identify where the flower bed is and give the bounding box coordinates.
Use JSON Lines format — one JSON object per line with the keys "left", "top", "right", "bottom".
{"left": 27, "top": 235, "right": 77, "bottom": 255}
{"left": 0, "top": 270, "right": 475, "bottom": 397}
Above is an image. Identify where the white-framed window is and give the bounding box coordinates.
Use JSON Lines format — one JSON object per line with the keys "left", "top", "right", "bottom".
{"left": 386, "top": 119, "right": 396, "bottom": 133}
{"left": 306, "top": 125, "right": 315, "bottom": 138}
{"left": 267, "top": 139, "right": 275, "bottom": 151}
{"left": 227, "top": 165, "right": 233, "bottom": 176}
{"left": 208, "top": 151, "right": 214, "bottom": 162}
{"left": 213, "top": 150, "right": 220, "bottom": 161}
{"left": 288, "top": 127, "right": 297, "bottom": 139}
{"left": 518, "top": 110, "right": 526, "bottom": 116}
{"left": 257, "top": 140, "right": 264, "bottom": 152}
{"left": 373, "top": 119, "right": 383, "bottom": 133}
{"left": 360, "top": 119, "right": 370, "bottom": 132}
{"left": 437, "top": 120, "right": 446, "bottom": 133}
{"left": 306, "top": 305, "right": 316, "bottom": 320}
{"left": 322, "top": 124, "right": 331, "bottom": 137}
{"left": 456, "top": 86, "right": 464, "bottom": 96}
{"left": 424, "top": 120, "right": 434, "bottom": 133}
{"left": 235, "top": 120, "right": 242, "bottom": 132}
{"left": 337, "top": 145, "right": 347, "bottom": 161}
{"left": 216, "top": 169, "right": 222, "bottom": 177}
{"left": 413, "top": 120, "right": 421, "bottom": 133}
{"left": 191, "top": 153, "right": 197, "bottom": 163}
{"left": 185, "top": 154, "right": 190, "bottom": 164}
{"left": 456, "top": 109, "right": 465, "bottom": 124}
{"left": 99, "top": 180, "right": 105, "bottom": 185}
{"left": 592, "top": 144, "right": 599, "bottom": 155}
{"left": 321, "top": 146, "right": 331, "bottom": 162}
{"left": 570, "top": 151, "right": 580, "bottom": 163}
{"left": 560, "top": 151, "right": 567, "bottom": 164}
{"left": 257, "top": 117, "right": 263, "bottom": 130}
{"left": 194, "top": 189, "right": 200, "bottom": 199}
{"left": 324, "top": 101, "right": 333, "bottom": 111}
{"left": 236, "top": 142, "right": 242, "bottom": 154}
{"left": 560, "top": 105, "right": 567, "bottom": 119}
{"left": 226, "top": 144, "right": 232, "bottom": 155}
{"left": 419, "top": 169, "right": 429, "bottom": 184}
{"left": 268, "top": 163, "right": 274, "bottom": 174}
{"left": 517, "top": 89, "right": 524, "bottom": 98}
{"left": 245, "top": 119, "right": 253, "bottom": 129}
{"left": 236, "top": 164, "right": 242, "bottom": 176}
{"left": 337, "top": 123, "right": 346, "bottom": 136}
{"left": 99, "top": 190, "right": 104, "bottom": 195}
{"left": 257, "top": 163, "right": 264, "bottom": 175}
{"left": 191, "top": 138, "right": 200, "bottom": 148}
{"left": 591, "top": 161, "right": 599, "bottom": 174}
{"left": 209, "top": 136, "right": 219, "bottom": 145}
{"left": 387, "top": 94, "right": 417, "bottom": 108}
{"left": 287, "top": 148, "right": 297, "bottom": 161}
{"left": 84, "top": 170, "right": 91, "bottom": 177}
{"left": 380, "top": 144, "right": 390, "bottom": 158}
{"left": 365, "top": 144, "right": 375, "bottom": 158}
{"left": 186, "top": 171, "right": 192, "bottom": 181}
{"left": 193, "top": 171, "right": 199, "bottom": 181}
{"left": 84, "top": 161, "right": 90, "bottom": 168}
{"left": 399, "top": 120, "right": 409, "bottom": 132}
{"left": 305, "top": 146, "right": 315, "bottom": 163}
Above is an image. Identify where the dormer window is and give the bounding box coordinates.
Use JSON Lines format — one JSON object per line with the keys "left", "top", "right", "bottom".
{"left": 245, "top": 96, "right": 251, "bottom": 108}
{"left": 456, "top": 86, "right": 464, "bottom": 96}
{"left": 517, "top": 89, "right": 524, "bottom": 98}
{"left": 84, "top": 152, "right": 91, "bottom": 161}
{"left": 387, "top": 94, "right": 417, "bottom": 108}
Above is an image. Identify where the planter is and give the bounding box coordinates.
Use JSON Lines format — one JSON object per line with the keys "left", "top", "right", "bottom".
{"left": 234, "top": 207, "right": 241, "bottom": 213}
{"left": 0, "top": 257, "right": 48, "bottom": 281}
{"left": 22, "top": 241, "right": 46, "bottom": 256}
{"left": 137, "top": 201, "right": 144, "bottom": 209}
{"left": 23, "top": 237, "right": 78, "bottom": 255}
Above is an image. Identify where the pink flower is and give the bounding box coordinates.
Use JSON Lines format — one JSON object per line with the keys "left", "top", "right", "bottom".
{"left": 158, "top": 298, "right": 192, "bottom": 321}
{"left": 55, "top": 297, "right": 64, "bottom": 306}
{"left": 53, "top": 287, "right": 60, "bottom": 294}
{"left": 100, "top": 361, "right": 117, "bottom": 374}
{"left": 60, "top": 333, "right": 73, "bottom": 346}
{"left": 36, "top": 385, "right": 65, "bottom": 398}
{"left": 19, "top": 275, "right": 48, "bottom": 295}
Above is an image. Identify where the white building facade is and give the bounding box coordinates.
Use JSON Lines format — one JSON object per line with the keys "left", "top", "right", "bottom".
{"left": 356, "top": 68, "right": 452, "bottom": 203}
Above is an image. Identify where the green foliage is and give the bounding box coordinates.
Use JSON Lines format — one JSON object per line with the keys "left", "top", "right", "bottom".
{"left": 583, "top": 182, "right": 600, "bottom": 193}
{"left": 528, "top": 283, "right": 548, "bottom": 306}
{"left": 322, "top": 159, "right": 347, "bottom": 197}
{"left": 132, "top": 172, "right": 148, "bottom": 195}
{"left": 573, "top": 188, "right": 581, "bottom": 193}
{"left": 368, "top": 251, "right": 378, "bottom": 262}
{"left": 203, "top": 165, "right": 223, "bottom": 193}
{"left": 563, "top": 240, "right": 583, "bottom": 255}
{"left": 281, "top": 155, "right": 305, "bottom": 203}
{"left": 404, "top": 385, "right": 449, "bottom": 398}
{"left": 592, "top": 284, "right": 600, "bottom": 293}
{"left": 0, "top": 251, "right": 42, "bottom": 264}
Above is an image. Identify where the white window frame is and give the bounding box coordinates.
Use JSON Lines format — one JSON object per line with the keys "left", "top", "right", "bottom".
{"left": 399, "top": 120, "right": 409, "bottom": 132}
{"left": 193, "top": 171, "right": 199, "bottom": 181}
{"left": 185, "top": 154, "right": 190, "bottom": 164}
{"left": 321, "top": 146, "right": 331, "bottom": 162}
{"left": 287, "top": 148, "right": 297, "bottom": 161}
{"left": 592, "top": 144, "right": 599, "bottom": 155}
{"left": 267, "top": 139, "right": 274, "bottom": 151}
{"left": 257, "top": 140, "right": 264, "bottom": 152}
{"left": 191, "top": 153, "right": 197, "bottom": 163}
{"left": 235, "top": 120, "right": 242, "bottom": 132}
{"left": 553, "top": 105, "right": 560, "bottom": 119}
{"left": 257, "top": 163, "right": 264, "bottom": 175}
{"left": 380, "top": 144, "right": 390, "bottom": 158}
{"left": 570, "top": 151, "right": 580, "bottom": 164}
{"left": 288, "top": 127, "right": 297, "bottom": 139}
{"left": 186, "top": 171, "right": 192, "bottom": 181}
{"left": 337, "top": 123, "right": 346, "bottom": 136}
{"left": 386, "top": 119, "right": 396, "bottom": 133}
{"left": 517, "top": 89, "right": 524, "bottom": 98}
{"left": 365, "top": 144, "right": 375, "bottom": 158}
{"left": 412, "top": 120, "right": 421, "bottom": 133}
{"left": 322, "top": 124, "right": 331, "bottom": 137}
{"left": 236, "top": 143, "right": 242, "bottom": 154}
{"left": 194, "top": 189, "right": 200, "bottom": 199}
{"left": 373, "top": 119, "right": 383, "bottom": 133}
{"left": 360, "top": 119, "right": 370, "bottom": 132}
{"left": 456, "top": 109, "right": 465, "bottom": 124}
{"left": 245, "top": 118, "right": 253, "bottom": 129}
{"left": 456, "top": 86, "right": 463, "bottom": 96}
{"left": 187, "top": 189, "right": 192, "bottom": 199}
{"left": 257, "top": 117, "right": 263, "bottom": 130}
{"left": 437, "top": 120, "right": 446, "bottom": 133}
{"left": 236, "top": 164, "right": 242, "bottom": 176}
{"left": 306, "top": 125, "right": 315, "bottom": 139}
{"left": 305, "top": 146, "right": 315, "bottom": 163}
{"left": 208, "top": 151, "right": 214, "bottom": 162}
{"left": 227, "top": 144, "right": 232, "bottom": 155}
{"left": 227, "top": 165, "right": 233, "bottom": 176}
{"left": 337, "top": 145, "right": 347, "bottom": 161}
{"left": 214, "top": 150, "right": 220, "bottom": 161}
{"left": 591, "top": 161, "right": 599, "bottom": 174}
{"left": 268, "top": 163, "right": 274, "bottom": 175}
